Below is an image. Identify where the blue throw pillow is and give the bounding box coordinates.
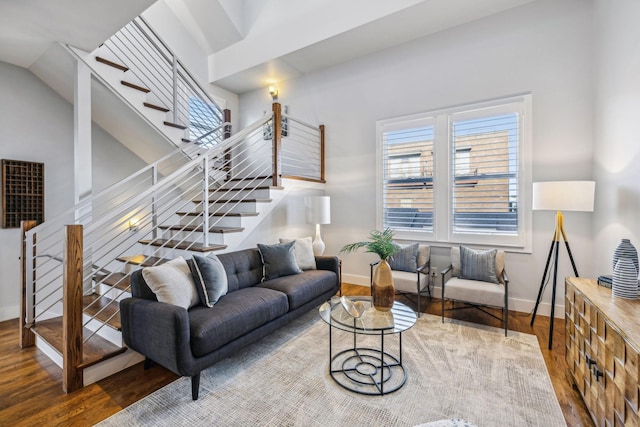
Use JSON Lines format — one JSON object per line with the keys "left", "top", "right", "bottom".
{"left": 257, "top": 241, "right": 302, "bottom": 281}
{"left": 459, "top": 246, "right": 498, "bottom": 284}
{"left": 388, "top": 242, "right": 419, "bottom": 272}
{"left": 187, "top": 254, "right": 229, "bottom": 307}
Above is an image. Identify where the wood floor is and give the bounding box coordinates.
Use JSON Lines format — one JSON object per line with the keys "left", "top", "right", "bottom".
{"left": 0, "top": 283, "right": 593, "bottom": 426}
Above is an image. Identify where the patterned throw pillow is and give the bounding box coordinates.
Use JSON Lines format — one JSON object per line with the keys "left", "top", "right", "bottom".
{"left": 459, "top": 246, "right": 499, "bottom": 284}
{"left": 257, "top": 241, "right": 303, "bottom": 281}
{"left": 388, "top": 242, "right": 419, "bottom": 272}
{"left": 187, "top": 254, "right": 228, "bottom": 307}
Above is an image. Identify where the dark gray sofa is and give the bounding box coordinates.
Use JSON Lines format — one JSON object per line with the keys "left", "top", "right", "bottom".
{"left": 120, "top": 248, "right": 340, "bottom": 400}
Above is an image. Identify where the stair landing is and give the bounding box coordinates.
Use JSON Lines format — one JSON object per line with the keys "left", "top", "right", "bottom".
{"left": 31, "top": 318, "right": 127, "bottom": 370}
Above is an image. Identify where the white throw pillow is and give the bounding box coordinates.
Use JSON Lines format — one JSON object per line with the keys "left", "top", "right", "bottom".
{"left": 142, "top": 257, "right": 199, "bottom": 309}
{"left": 279, "top": 237, "right": 317, "bottom": 270}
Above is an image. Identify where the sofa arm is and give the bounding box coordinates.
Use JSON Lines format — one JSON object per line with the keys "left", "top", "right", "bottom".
{"left": 120, "top": 297, "right": 193, "bottom": 376}
{"left": 315, "top": 256, "right": 339, "bottom": 273}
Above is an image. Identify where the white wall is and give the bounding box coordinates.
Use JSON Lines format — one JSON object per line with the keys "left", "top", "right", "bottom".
{"left": 592, "top": 0, "right": 640, "bottom": 277}
{"left": 239, "top": 0, "right": 595, "bottom": 316}
{"left": 0, "top": 61, "right": 146, "bottom": 321}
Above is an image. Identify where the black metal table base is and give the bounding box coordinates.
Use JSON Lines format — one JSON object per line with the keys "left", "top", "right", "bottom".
{"left": 329, "top": 346, "right": 406, "bottom": 395}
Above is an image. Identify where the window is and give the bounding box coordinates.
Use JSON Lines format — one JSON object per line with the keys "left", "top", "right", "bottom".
{"left": 377, "top": 95, "right": 532, "bottom": 250}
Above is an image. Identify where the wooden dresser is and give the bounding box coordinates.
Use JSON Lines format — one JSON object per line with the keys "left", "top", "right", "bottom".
{"left": 565, "top": 277, "right": 640, "bottom": 426}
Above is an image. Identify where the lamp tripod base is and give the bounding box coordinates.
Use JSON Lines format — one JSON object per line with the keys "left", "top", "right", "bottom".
{"left": 530, "top": 211, "right": 579, "bottom": 349}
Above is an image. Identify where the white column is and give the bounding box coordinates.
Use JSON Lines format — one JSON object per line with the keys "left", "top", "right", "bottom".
{"left": 74, "top": 60, "right": 92, "bottom": 222}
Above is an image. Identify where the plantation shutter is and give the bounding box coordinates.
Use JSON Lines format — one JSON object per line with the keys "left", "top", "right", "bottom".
{"left": 450, "top": 111, "right": 520, "bottom": 235}
{"left": 382, "top": 125, "right": 434, "bottom": 231}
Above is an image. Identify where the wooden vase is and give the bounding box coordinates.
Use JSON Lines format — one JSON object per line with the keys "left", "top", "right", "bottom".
{"left": 372, "top": 259, "right": 395, "bottom": 311}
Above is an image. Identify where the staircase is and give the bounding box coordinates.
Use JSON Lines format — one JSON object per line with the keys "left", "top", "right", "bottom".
{"left": 19, "top": 15, "right": 326, "bottom": 393}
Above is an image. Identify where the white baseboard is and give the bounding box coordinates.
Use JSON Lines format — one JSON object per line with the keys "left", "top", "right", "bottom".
{"left": 342, "top": 274, "right": 564, "bottom": 319}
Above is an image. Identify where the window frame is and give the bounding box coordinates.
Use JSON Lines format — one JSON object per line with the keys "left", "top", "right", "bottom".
{"left": 376, "top": 94, "right": 532, "bottom": 252}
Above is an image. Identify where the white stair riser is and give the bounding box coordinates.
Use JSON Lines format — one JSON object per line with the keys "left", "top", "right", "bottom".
{"left": 178, "top": 215, "right": 243, "bottom": 228}
{"left": 83, "top": 349, "right": 145, "bottom": 386}
{"left": 214, "top": 188, "right": 274, "bottom": 199}
{"left": 190, "top": 202, "right": 259, "bottom": 214}
{"left": 161, "top": 230, "right": 227, "bottom": 245}
{"left": 83, "top": 315, "right": 123, "bottom": 347}
{"left": 97, "top": 284, "right": 131, "bottom": 301}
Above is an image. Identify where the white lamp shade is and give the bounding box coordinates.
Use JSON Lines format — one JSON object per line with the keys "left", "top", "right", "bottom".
{"left": 532, "top": 181, "right": 595, "bottom": 212}
{"left": 307, "top": 196, "right": 331, "bottom": 225}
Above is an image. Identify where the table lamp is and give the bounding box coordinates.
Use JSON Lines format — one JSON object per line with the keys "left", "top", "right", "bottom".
{"left": 530, "top": 180, "right": 595, "bottom": 349}
{"left": 307, "top": 196, "right": 331, "bottom": 255}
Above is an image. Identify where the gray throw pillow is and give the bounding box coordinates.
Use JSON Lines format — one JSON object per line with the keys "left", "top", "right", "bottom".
{"left": 389, "top": 242, "right": 419, "bottom": 272}
{"left": 257, "top": 241, "right": 302, "bottom": 281}
{"left": 459, "top": 246, "right": 499, "bottom": 284}
{"left": 187, "top": 255, "right": 228, "bottom": 307}
{"left": 279, "top": 237, "right": 317, "bottom": 270}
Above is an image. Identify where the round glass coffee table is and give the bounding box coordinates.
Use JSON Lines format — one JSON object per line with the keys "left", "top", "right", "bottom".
{"left": 319, "top": 296, "right": 417, "bottom": 395}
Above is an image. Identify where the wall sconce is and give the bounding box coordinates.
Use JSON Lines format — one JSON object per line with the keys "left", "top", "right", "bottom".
{"left": 129, "top": 217, "right": 140, "bottom": 232}
{"left": 268, "top": 85, "right": 278, "bottom": 101}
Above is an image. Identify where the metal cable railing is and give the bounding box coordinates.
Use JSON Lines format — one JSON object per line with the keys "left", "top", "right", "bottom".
{"left": 280, "top": 113, "right": 324, "bottom": 181}
{"left": 101, "top": 16, "right": 223, "bottom": 149}
{"left": 23, "top": 114, "right": 277, "bottom": 343}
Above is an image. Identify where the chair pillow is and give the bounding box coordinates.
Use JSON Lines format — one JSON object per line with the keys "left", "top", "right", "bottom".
{"left": 187, "top": 255, "right": 228, "bottom": 307}
{"left": 459, "top": 246, "right": 499, "bottom": 284}
{"left": 257, "top": 241, "right": 302, "bottom": 281}
{"left": 389, "top": 242, "right": 419, "bottom": 272}
{"left": 142, "top": 257, "right": 200, "bottom": 309}
{"left": 279, "top": 237, "right": 317, "bottom": 270}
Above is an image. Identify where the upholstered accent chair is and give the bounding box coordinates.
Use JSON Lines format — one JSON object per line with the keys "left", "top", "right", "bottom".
{"left": 441, "top": 246, "right": 509, "bottom": 335}
{"left": 370, "top": 243, "right": 431, "bottom": 317}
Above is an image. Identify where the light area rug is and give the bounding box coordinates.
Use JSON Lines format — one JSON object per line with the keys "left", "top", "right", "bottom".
{"left": 98, "top": 311, "right": 566, "bottom": 427}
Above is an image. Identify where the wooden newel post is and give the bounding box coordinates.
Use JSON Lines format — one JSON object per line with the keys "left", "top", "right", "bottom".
{"left": 63, "top": 224, "right": 84, "bottom": 393}
{"left": 20, "top": 220, "right": 37, "bottom": 348}
{"left": 319, "top": 124, "right": 325, "bottom": 182}
{"left": 272, "top": 102, "right": 282, "bottom": 187}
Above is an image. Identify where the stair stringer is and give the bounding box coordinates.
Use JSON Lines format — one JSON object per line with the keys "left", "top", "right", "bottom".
{"left": 65, "top": 45, "right": 194, "bottom": 160}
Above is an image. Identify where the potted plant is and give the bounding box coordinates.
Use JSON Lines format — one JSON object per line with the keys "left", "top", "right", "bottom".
{"left": 340, "top": 228, "right": 398, "bottom": 311}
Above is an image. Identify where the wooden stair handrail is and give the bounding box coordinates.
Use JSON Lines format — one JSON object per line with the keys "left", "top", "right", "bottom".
{"left": 272, "top": 102, "right": 282, "bottom": 187}
{"left": 63, "top": 224, "right": 84, "bottom": 393}
{"left": 20, "top": 220, "right": 37, "bottom": 348}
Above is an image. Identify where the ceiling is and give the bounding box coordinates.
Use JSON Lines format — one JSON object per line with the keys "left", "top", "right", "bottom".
{"left": 0, "top": 0, "right": 535, "bottom": 94}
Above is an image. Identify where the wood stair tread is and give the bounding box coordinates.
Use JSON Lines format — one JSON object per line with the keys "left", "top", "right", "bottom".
{"left": 210, "top": 186, "right": 283, "bottom": 192}
{"left": 177, "top": 211, "right": 260, "bottom": 217}
{"left": 143, "top": 102, "right": 170, "bottom": 112}
{"left": 181, "top": 138, "right": 192, "bottom": 143}
{"left": 116, "top": 255, "right": 168, "bottom": 267}
{"left": 83, "top": 294, "right": 121, "bottom": 331}
{"left": 31, "top": 317, "right": 126, "bottom": 370}
{"left": 191, "top": 198, "right": 272, "bottom": 204}
{"left": 93, "top": 272, "right": 130, "bottom": 291}
{"left": 96, "top": 56, "right": 128, "bottom": 72}
{"left": 163, "top": 121, "right": 187, "bottom": 130}
{"left": 158, "top": 225, "right": 244, "bottom": 233}
{"left": 138, "top": 239, "right": 226, "bottom": 252}
{"left": 228, "top": 176, "right": 272, "bottom": 182}
{"left": 121, "top": 80, "right": 150, "bottom": 93}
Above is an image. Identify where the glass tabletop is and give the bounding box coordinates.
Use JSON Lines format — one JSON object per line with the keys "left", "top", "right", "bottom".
{"left": 319, "top": 296, "right": 417, "bottom": 335}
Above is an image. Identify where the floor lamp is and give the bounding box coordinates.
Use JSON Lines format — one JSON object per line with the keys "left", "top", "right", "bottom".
{"left": 307, "top": 196, "right": 331, "bottom": 255}
{"left": 530, "top": 181, "right": 595, "bottom": 349}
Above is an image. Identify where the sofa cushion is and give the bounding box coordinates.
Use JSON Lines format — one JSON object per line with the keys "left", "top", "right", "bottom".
{"left": 216, "top": 249, "right": 264, "bottom": 292}
{"left": 187, "top": 255, "right": 228, "bottom": 307}
{"left": 189, "top": 287, "right": 289, "bottom": 357}
{"left": 257, "top": 241, "right": 302, "bottom": 280}
{"left": 142, "top": 257, "right": 199, "bottom": 309}
{"left": 258, "top": 270, "right": 337, "bottom": 310}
